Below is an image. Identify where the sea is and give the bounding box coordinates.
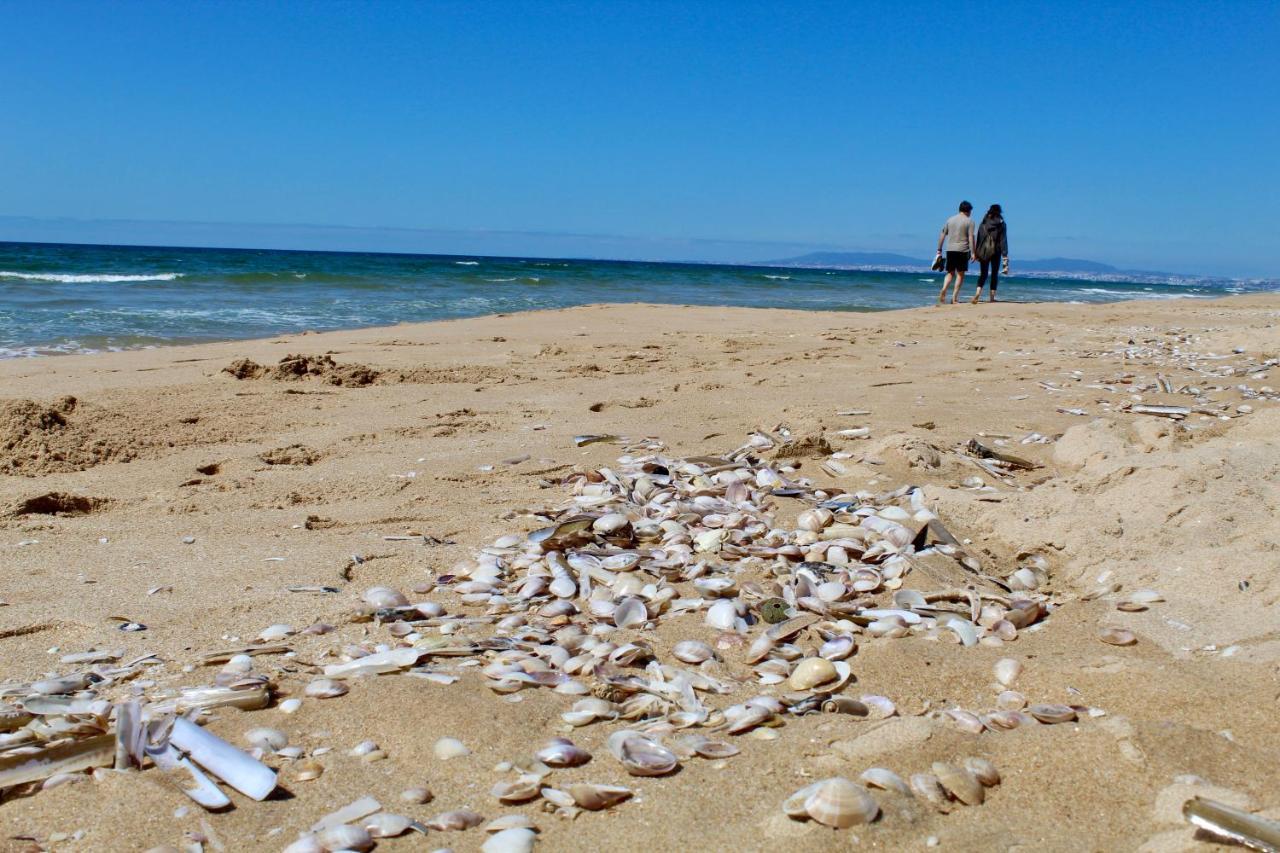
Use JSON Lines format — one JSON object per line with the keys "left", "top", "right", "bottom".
{"left": 0, "top": 241, "right": 1272, "bottom": 358}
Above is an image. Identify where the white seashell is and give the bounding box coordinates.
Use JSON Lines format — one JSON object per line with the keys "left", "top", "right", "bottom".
{"left": 534, "top": 737, "right": 591, "bottom": 768}
{"left": 910, "top": 773, "right": 950, "bottom": 809}
{"left": 612, "top": 596, "right": 648, "bottom": 629}
{"left": 797, "top": 508, "right": 834, "bottom": 532}
{"left": 315, "top": 824, "right": 374, "bottom": 851}
{"left": 993, "top": 658, "right": 1022, "bottom": 686}
{"left": 348, "top": 739, "right": 379, "bottom": 757}
{"left": 819, "top": 634, "right": 855, "bottom": 661}
{"left": 485, "top": 815, "right": 537, "bottom": 833}
{"left": 304, "top": 678, "right": 349, "bottom": 699}
{"left": 705, "top": 599, "right": 738, "bottom": 631}
{"left": 996, "top": 690, "right": 1026, "bottom": 710}
{"left": 362, "top": 585, "right": 408, "bottom": 608}
{"left": 593, "top": 513, "right": 630, "bottom": 534}
{"left": 672, "top": 640, "right": 716, "bottom": 664}
{"left": 279, "top": 698, "right": 302, "bottom": 714}
{"left": 944, "top": 708, "right": 985, "bottom": 735}
{"left": 860, "top": 695, "right": 897, "bottom": 718}
{"left": 492, "top": 775, "right": 543, "bottom": 803}
{"left": 787, "top": 657, "right": 838, "bottom": 690}
{"left": 606, "top": 731, "right": 678, "bottom": 777}
{"left": 400, "top": 786, "right": 433, "bottom": 804}
{"left": 816, "top": 581, "right": 847, "bottom": 602}
{"left": 434, "top": 737, "right": 470, "bottom": 760}
{"left": 243, "top": 727, "right": 287, "bottom": 751}
{"left": 963, "top": 756, "right": 1001, "bottom": 786}
{"left": 258, "top": 623, "right": 294, "bottom": 642}
{"left": 426, "top": 810, "right": 484, "bottom": 831}
{"left": 364, "top": 813, "right": 418, "bottom": 838}
{"left": 482, "top": 828, "right": 537, "bottom": 853}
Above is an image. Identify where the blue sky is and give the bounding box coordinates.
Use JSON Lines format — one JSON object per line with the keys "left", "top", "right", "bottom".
{"left": 2, "top": 1, "right": 1277, "bottom": 276}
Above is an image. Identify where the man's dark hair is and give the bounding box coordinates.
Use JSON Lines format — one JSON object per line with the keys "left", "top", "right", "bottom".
{"left": 959, "top": 200, "right": 973, "bottom": 213}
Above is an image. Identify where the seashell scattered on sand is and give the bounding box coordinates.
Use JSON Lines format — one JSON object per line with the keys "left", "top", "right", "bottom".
{"left": 1099, "top": 627, "right": 1137, "bottom": 646}
{"left": 568, "top": 783, "right": 633, "bottom": 811}
{"left": 932, "top": 761, "right": 985, "bottom": 805}
{"left": 434, "top": 737, "right": 471, "bottom": 760}
{"left": 993, "top": 658, "right": 1022, "bottom": 687}
{"left": 304, "top": 678, "right": 348, "bottom": 699}
{"left": 784, "top": 777, "right": 879, "bottom": 828}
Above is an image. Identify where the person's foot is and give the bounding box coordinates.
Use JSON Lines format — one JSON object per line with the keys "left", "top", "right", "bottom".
{"left": 989, "top": 296, "right": 998, "bottom": 303}
{"left": 970, "top": 295, "right": 979, "bottom": 304}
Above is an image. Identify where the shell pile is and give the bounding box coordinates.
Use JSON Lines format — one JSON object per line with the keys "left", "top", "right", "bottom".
{"left": 0, "top": 431, "right": 1069, "bottom": 847}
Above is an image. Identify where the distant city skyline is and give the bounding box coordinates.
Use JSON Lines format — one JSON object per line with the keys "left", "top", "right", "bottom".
{"left": 2, "top": 2, "right": 1277, "bottom": 277}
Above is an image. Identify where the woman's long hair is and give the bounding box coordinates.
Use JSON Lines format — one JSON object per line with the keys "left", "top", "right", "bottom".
{"left": 983, "top": 204, "right": 1003, "bottom": 223}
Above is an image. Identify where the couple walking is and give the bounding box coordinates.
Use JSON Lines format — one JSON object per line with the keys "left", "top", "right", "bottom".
{"left": 935, "top": 200, "right": 1009, "bottom": 304}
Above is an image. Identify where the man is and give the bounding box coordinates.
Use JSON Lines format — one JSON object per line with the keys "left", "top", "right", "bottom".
{"left": 935, "top": 200, "right": 975, "bottom": 305}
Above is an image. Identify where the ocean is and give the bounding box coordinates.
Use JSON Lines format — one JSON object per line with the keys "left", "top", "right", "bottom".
{"left": 0, "top": 241, "right": 1270, "bottom": 358}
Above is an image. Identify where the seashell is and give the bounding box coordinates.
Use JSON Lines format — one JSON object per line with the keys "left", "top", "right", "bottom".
{"left": 1028, "top": 703, "right": 1077, "bottom": 724}
{"left": 612, "top": 597, "right": 648, "bottom": 629}
{"left": 723, "top": 702, "right": 773, "bottom": 734}
{"left": 304, "top": 678, "right": 348, "bottom": 699}
{"left": 492, "top": 775, "right": 543, "bottom": 803}
{"left": 244, "top": 727, "right": 287, "bottom": 751}
{"left": 485, "top": 815, "right": 538, "bottom": 833}
{"left": 962, "top": 757, "right": 1001, "bottom": 787}
{"left": 349, "top": 739, "right": 379, "bottom": 757}
{"left": 910, "top": 773, "right": 950, "bottom": 810}
{"left": 819, "top": 634, "right": 855, "bottom": 661}
{"left": 993, "top": 658, "right": 1022, "bottom": 687}
{"left": 705, "top": 599, "right": 739, "bottom": 631}
{"left": 790, "top": 777, "right": 879, "bottom": 828}
{"left": 1099, "top": 628, "right": 1137, "bottom": 646}
{"left": 996, "top": 690, "right": 1027, "bottom": 711}
{"left": 982, "top": 710, "right": 1029, "bottom": 731}
{"left": 400, "top": 786, "right": 433, "bottom": 803}
{"left": 821, "top": 695, "right": 869, "bottom": 716}
{"left": 258, "top": 623, "right": 294, "bottom": 642}
{"left": 860, "top": 695, "right": 897, "bottom": 719}
{"left": 534, "top": 737, "right": 591, "bottom": 768}
{"left": 932, "top": 761, "right": 984, "bottom": 805}
{"left": 694, "top": 740, "right": 740, "bottom": 759}
{"left": 816, "top": 581, "right": 847, "bottom": 602}
{"left": 797, "top": 508, "right": 834, "bottom": 532}
{"left": 434, "top": 737, "right": 471, "bottom": 760}
{"left": 482, "top": 828, "right": 537, "bottom": 853}
{"left": 364, "top": 813, "right": 421, "bottom": 838}
{"left": 427, "top": 810, "right": 485, "bottom": 831}
{"left": 279, "top": 698, "right": 302, "bottom": 714}
{"left": 593, "top": 513, "right": 630, "bottom": 534}
{"left": 944, "top": 708, "right": 985, "bottom": 735}
{"left": 787, "top": 657, "right": 838, "bottom": 690}
{"left": 607, "top": 731, "right": 679, "bottom": 777}
{"left": 672, "top": 640, "right": 716, "bottom": 664}
{"left": 315, "top": 824, "right": 374, "bottom": 851}
{"left": 568, "top": 783, "right": 633, "bottom": 810}
{"left": 293, "top": 760, "right": 324, "bottom": 782}
{"left": 859, "top": 767, "right": 910, "bottom": 795}
{"left": 282, "top": 836, "right": 324, "bottom": 853}
{"left": 362, "top": 585, "right": 408, "bottom": 608}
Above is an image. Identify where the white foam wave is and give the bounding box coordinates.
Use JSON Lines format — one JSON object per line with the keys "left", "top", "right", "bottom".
{"left": 0, "top": 270, "right": 183, "bottom": 283}
{"left": 484, "top": 277, "right": 517, "bottom": 282}
{"left": 455, "top": 261, "right": 479, "bottom": 266}
{"left": 763, "top": 274, "right": 791, "bottom": 280}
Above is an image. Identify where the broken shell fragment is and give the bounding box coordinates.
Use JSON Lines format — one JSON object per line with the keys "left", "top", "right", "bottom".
{"left": 427, "top": 810, "right": 485, "bottom": 831}
{"left": 568, "top": 783, "right": 633, "bottom": 810}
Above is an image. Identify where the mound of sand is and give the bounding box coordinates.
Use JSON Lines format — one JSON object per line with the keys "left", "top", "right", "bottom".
{"left": 0, "top": 396, "right": 138, "bottom": 476}
{"left": 223, "top": 354, "right": 381, "bottom": 386}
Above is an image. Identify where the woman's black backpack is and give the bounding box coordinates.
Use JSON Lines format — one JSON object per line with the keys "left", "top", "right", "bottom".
{"left": 976, "top": 219, "right": 1001, "bottom": 262}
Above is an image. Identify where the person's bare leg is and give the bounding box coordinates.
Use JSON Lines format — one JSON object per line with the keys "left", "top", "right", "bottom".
{"left": 951, "top": 271, "right": 966, "bottom": 303}
{"left": 989, "top": 289, "right": 998, "bottom": 303}
{"left": 938, "top": 272, "right": 953, "bottom": 304}
{"left": 970, "top": 282, "right": 983, "bottom": 303}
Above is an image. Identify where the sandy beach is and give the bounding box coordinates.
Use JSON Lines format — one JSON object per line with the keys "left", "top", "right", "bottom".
{"left": 2, "top": 295, "right": 1279, "bottom": 852}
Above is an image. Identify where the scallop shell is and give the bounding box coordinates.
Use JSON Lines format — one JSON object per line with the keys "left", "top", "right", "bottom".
{"left": 796, "top": 778, "right": 879, "bottom": 828}
{"left": 932, "top": 761, "right": 985, "bottom": 805}
{"left": 567, "top": 783, "right": 633, "bottom": 810}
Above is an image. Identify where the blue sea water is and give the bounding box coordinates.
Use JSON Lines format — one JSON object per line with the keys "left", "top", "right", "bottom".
{"left": 0, "top": 241, "right": 1271, "bottom": 358}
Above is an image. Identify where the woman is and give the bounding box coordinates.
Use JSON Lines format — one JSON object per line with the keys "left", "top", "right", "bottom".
{"left": 971, "top": 204, "right": 1009, "bottom": 303}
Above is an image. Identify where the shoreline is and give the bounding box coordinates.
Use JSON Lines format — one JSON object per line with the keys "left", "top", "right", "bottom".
{"left": 2, "top": 291, "right": 1275, "bottom": 368}
{"left": 2, "top": 295, "right": 1278, "bottom": 850}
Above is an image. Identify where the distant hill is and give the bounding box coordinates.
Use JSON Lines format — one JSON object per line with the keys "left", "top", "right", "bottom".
{"left": 762, "top": 252, "right": 1144, "bottom": 276}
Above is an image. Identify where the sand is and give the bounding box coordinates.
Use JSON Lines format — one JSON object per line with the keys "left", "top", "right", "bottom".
{"left": 1, "top": 296, "right": 1278, "bottom": 851}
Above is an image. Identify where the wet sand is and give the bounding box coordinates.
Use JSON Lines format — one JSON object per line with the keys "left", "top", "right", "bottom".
{"left": 2, "top": 296, "right": 1279, "bottom": 852}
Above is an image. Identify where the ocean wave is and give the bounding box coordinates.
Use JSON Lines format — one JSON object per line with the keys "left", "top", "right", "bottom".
{"left": 484, "top": 277, "right": 517, "bottom": 282}
{"left": 455, "top": 261, "right": 479, "bottom": 266}
{"left": 0, "top": 270, "right": 184, "bottom": 283}
{"left": 762, "top": 274, "right": 791, "bottom": 280}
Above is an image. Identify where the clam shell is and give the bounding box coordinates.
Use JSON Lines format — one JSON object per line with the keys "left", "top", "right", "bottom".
{"left": 434, "top": 737, "right": 471, "bottom": 760}
{"left": 607, "top": 731, "right": 678, "bottom": 777}
{"left": 364, "top": 813, "right": 420, "bottom": 838}
{"left": 361, "top": 586, "right": 408, "bottom": 608}
{"left": 1099, "top": 628, "right": 1137, "bottom": 646}
{"left": 568, "top": 783, "right": 633, "bottom": 810}
{"left": 482, "top": 828, "right": 537, "bottom": 853}
{"left": 243, "top": 727, "right": 287, "bottom": 751}
{"left": 859, "top": 767, "right": 910, "bottom": 795}
{"left": 694, "top": 739, "right": 740, "bottom": 759}
{"left": 613, "top": 596, "right": 648, "bottom": 629}
{"left": 491, "top": 775, "right": 543, "bottom": 803}
{"left": 426, "top": 810, "right": 484, "bottom": 831}
{"left": 909, "top": 773, "right": 950, "bottom": 810}
{"left": 801, "top": 778, "right": 879, "bottom": 828}
{"left": 400, "top": 786, "right": 433, "bottom": 804}
{"left": 996, "top": 690, "right": 1027, "bottom": 711}
{"left": 315, "top": 825, "right": 373, "bottom": 851}
{"left": 672, "top": 640, "right": 716, "bottom": 664}
{"left": 534, "top": 737, "right": 591, "bottom": 768}
{"left": 293, "top": 760, "right": 324, "bottom": 782}
{"left": 993, "top": 657, "right": 1021, "bottom": 687}
{"left": 304, "top": 678, "right": 348, "bottom": 699}
{"left": 787, "top": 657, "right": 838, "bottom": 691}
{"left": 944, "top": 708, "right": 985, "bottom": 734}
{"left": 962, "top": 756, "right": 1001, "bottom": 787}
{"left": 1028, "top": 703, "right": 1077, "bottom": 724}
{"left": 485, "top": 815, "right": 538, "bottom": 833}
{"left": 932, "top": 761, "right": 984, "bottom": 805}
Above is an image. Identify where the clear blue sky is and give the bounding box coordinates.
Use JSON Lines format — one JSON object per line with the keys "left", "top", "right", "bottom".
{"left": 3, "top": 1, "right": 1277, "bottom": 276}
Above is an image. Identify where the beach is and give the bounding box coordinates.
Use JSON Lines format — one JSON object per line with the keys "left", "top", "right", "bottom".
{"left": 2, "top": 295, "right": 1278, "bottom": 851}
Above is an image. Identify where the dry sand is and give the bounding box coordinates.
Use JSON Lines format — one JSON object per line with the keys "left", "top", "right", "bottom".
{"left": 1, "top": 296, "right": 1278, "bottom": 852}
